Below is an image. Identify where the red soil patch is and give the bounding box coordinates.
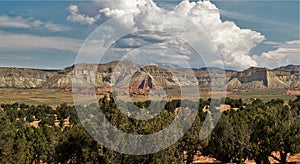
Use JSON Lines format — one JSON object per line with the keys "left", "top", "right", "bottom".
{"left": 286, "top": 88, "right": 300, "bottom": 95}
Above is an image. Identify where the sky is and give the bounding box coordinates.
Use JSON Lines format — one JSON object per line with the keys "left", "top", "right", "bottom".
{"left": 0, "top": 0, "right": 299, "bottom": 70}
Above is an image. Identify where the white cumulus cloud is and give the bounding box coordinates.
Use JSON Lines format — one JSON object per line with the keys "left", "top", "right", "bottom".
{"left": 67, "top": 4, "right": 100, "bottom": 25}
{"left": 253, "top": 40, "right": 300, "bottom": 68}
{"left": 67, "top": 0, "right": 268, "bottom": 69}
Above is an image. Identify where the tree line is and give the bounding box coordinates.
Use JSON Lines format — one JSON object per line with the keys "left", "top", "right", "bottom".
{"left": 0, "top": 96, "right": 299, "bottom": 163}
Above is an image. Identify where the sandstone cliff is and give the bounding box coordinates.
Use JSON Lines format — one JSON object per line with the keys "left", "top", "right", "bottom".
{"left": 226, "top": 66, "right": 300, "bottom": 90}
{"left": 0, "top": 62, "right": 299, "bottom": 92}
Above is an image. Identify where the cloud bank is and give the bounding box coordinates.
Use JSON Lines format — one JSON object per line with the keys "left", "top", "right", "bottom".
{"left": 67, "top": 0, "right": 298, "bottom": 69}
{"left": 0, "top": 31, "right": 81, "bottom": 52}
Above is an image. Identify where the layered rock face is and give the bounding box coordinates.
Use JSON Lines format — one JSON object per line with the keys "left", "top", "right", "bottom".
{"left": 226, "top": 66, "right": 300, "bottom": 90}
{"left": 0, "top": 68, "right": 58, "bottom": 88}
{"left": 0, "top": 61, "right": 299, "bottom": 92}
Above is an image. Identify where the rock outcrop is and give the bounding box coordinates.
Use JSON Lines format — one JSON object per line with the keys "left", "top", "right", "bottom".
{"left": 0, "top": 62, "right": 299, "bottom": 93}
{"left": 226, "top": 66, "right": 300, "bottom": 90}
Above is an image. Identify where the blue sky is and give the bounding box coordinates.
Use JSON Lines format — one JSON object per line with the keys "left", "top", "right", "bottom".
{"left": 0, "top": 0, "right": 299, "bottom": 69}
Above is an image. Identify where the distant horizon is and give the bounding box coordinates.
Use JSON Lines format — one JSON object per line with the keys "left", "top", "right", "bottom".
{"left": 0, "top": 59, "right": 299, "bottom": 72}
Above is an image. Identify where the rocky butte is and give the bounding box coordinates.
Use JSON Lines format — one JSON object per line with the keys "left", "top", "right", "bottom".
{"left": 0, "top": 60, "right": 299, "bottom": 95}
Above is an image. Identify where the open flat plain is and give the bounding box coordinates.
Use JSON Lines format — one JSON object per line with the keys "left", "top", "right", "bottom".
{"left": 0, "top": 88, "right": 297, "bottom": 107}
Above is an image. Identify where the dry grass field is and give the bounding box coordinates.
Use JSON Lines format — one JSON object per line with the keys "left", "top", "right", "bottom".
{"left": 0, "top": 88, "right": 75, "bottom": 107}
{"left": 0, "top": 88, "right": 297, "bottom": 107}
{"left": 227, "top": 89, "right": 297, "bottom": 104}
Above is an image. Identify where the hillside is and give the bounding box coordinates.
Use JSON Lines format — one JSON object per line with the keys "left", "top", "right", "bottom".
{"left": 0, "top": 61, "right": 299, "bottom": 93}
